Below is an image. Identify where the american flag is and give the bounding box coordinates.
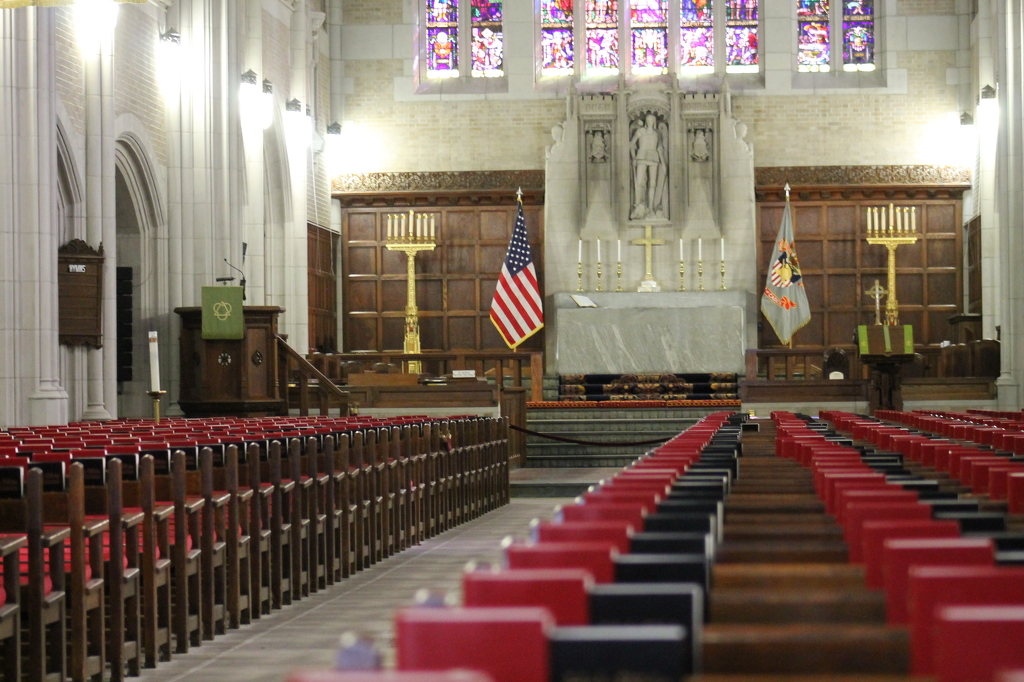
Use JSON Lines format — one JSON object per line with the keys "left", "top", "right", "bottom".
{"left": 490, "top": 197, "right": 543, "bottom": 348}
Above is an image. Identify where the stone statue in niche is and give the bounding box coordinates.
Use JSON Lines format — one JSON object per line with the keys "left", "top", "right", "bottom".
{"left": 691, "top": 129, "right": 710, "bottom": 162}
{"left": 588, "top": 130, "right": 608, "bottom": 163}
{"left": 629, "top": 112, "right": 668, "bottom": 221}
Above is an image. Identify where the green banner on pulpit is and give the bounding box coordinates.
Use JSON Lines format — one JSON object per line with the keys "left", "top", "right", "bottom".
{"left": 201, "top": 286, "right": 245, "bottom": 340}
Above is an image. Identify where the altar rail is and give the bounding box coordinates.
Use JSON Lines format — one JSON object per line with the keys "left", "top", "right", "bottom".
{"left": 306, "top": 351, "right": 544, "bottom": 404}
{"left": 745, "top": 347, "right": 945, "bottom": 381}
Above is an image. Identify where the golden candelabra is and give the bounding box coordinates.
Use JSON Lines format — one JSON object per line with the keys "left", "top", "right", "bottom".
{"left": 697, "top": 259, "right": 705, "bottom": 291}
{"left": 719, "top": 260, "right": 726, "bottom": 290}
{"left": 385, "top": 210, "right": 436, "bottom": 374}
{"left": 615, "top": 261, "right": 623, "bottom": 292}
{"left": 865, "top": 204, "right": 917, "bottom": 326}
{"left": 678, "top": 261, "right": 686, "bottom": 291}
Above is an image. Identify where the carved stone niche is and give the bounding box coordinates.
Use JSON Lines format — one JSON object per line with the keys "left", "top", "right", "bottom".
{"left": 626, "top": 98, "right": 671, "bottom": 224}
{"left": 679, "top": 92, "right": 720, "bottom": 236}
{"left": 58, "top": 239, "right": 104, "bottom": 347}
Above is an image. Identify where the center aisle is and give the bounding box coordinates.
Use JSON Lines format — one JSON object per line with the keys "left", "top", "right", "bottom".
{"left": 135, "top": 498, "right": 570, "bottom": 682}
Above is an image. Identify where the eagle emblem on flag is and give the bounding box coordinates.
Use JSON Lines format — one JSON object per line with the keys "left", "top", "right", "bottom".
{"left": 760, "top": 199, "right": 811, "bottom": 345}
{"left": 769, "top": 238, "right": 803, "bottom": 288}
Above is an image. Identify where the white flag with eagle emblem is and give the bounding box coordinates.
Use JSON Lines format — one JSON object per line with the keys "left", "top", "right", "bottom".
{"left": 761, "top": 199, "right": 811, "bottom": 345}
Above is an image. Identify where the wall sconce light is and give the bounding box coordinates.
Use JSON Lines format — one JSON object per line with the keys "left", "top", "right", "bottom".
{"left": 156, "top": 29, "right": 181, "bottom": 101}
{"left": 960, "top": 112, "right": 974, "bottom": 126}
{"left": 981, "top": 84, "right": 997, "bottom": 100}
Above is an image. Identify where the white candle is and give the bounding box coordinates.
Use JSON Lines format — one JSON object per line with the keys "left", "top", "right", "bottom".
{"left": 430, "top": 215, "right": 436, "bottom": 239}
{"left": 617, "top": 239, "right": 621, "bottom": 262}
{"left": 896, "top": 207, "right": 902, "bottom": 233}
{"left": 596, "top": 239, "right": 601, "bottom": 262}
{"left": 698, "top": 237, "right": 702, "bottom": 261}
{"left": 679, "top": 238, "right": 683, "bottom": 261}
{"left": 911, "top": 207, "right": 916, "bottom": 232}
{"left": 387, "top": 215, "right": 393, "bottom": 238}
{"left": 881, "top": 208, "right": 886, "bottom": 233}
{"left": 720, "top": 237, "right": 725, "bottom": 261}
{"left": 578, "top": 239, "right": 582, "bottom": 263}
{"left": 400, "top": 214, "right": 406, "bottom": 236}
{"left": 865, "top": 208, "right": 871, "bottom": 234}
{"left": 148, "top": 331, "right": 160, "bottom": 393}
{"left": 889, "top": 204, "right": 894, "bottom": 229}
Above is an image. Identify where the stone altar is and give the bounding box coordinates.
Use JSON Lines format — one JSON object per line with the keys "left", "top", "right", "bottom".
{"left": 552, "top": 291, "right": 756, "bottom": 375}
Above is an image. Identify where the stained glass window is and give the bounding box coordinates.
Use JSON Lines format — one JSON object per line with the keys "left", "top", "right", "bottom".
{"left": 797, "top": 0, "right": 830, "bottom": 72}
{"left": 586, "top": 0, "right": 619, "bottom": 75}
{"left": 541, "top": 0, "right": 574, "bottom": 75}
{"left": 680, "top": 0, "right": 713, "bottom": 72}
{"left": 725, "top": 0, "right": 757, "bottom": 72}
{"left": 631, "top": 0, "right": 668, "bottom": 75}
{"left": 426, "top": 0, "right": 459, "bottom": 78}
{"left": 842, "top": 0, "right": 874, "bottom": 71}
{"left": 471, "top": 0, "right": 503, "bottom": 77}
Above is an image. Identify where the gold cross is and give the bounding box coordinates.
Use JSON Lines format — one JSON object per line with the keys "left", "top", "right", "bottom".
{"left": 865, "top": 278, "right": 888, "bottom": 326}
{"left": 631, "top": 225, "right": 665, "bottom": 283}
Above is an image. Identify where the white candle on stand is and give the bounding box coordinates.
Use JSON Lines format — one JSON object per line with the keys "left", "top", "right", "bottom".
{"left": 617, "top": 239, "right": 621, "bottom": 262}
{"left": 596, "top": 239, "right": 601, "bottom": 262}
{"left": 578, "top": 239, "right": 582, "bottom": 262}
{"left": 679, "top": 238, "right": 683, "bottom": 261}
{"left": 720, "top": 237, "right": 725, "bottom": 261}
{"left": 148, "top": 331, "right": 160, "bottom": 393}
{"left": 698, "top": 237, "right": 702, "bottom": 261}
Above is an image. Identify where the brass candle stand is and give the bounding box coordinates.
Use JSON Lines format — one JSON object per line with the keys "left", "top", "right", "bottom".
{"left": 147, "top": 390, "right": 167, "bottom": 424}
{"left": 385, "top": 210, "right": 437, "bottom": 374}
{"left": 865, "top": 204, "right": 917, "bottom": 326}
{"left": 697, "top": 260, "right": 705, "bottom": 291}
{"left": 615, "top": 261, "right": 623, "bottom": 292}
{"left": 678, "top": 261, "right": 685, "bottom": 291}
{"left": 596, "top": 261, "right": 603, "bottom": 292}
{"left": 719, "top": 260, "right": 726, "bottom": 290}
{"left": 576, "top": 261, "right": 584, "bottom": 292}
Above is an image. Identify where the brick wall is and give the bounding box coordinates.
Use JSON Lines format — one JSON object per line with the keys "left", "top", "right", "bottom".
{"left": 900, "top": 0, "right": 957, "bottom": 15}
{"left": 55, "top": 8, "right": 84, "bottom": 138}
{"left": 113, "top": 5, "right": 166, "bottom": 167}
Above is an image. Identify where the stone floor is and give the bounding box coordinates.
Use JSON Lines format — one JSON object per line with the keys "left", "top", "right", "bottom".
{"left": 137, "top": 497, "right": 572, "bottom": 682}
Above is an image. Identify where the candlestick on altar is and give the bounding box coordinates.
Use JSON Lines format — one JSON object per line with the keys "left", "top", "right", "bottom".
{"left": 576, "top": 261, "right": 584, "bottom": 292}
{"left": 678, "top": 259, "right": 686, "bottom": 291}
{"left": 615, "top": 260, "right": 623, "bottom": 292}
{"left": 147, "top": 390, "right": 167, "bottom": 424}
{"left": 719, "top": 260, "right": 726, "bottom": 290}
{"left": 385, "top": 209, "right": 438, "bottom": 373}
{"left": 148, "top": 331, "right": 160, "bottom": 393}
{"left": 698, "top": 259, "right": 705, "bottom": 291}
{"left": 865, "top": 204, "right": 918, "bottom": 326}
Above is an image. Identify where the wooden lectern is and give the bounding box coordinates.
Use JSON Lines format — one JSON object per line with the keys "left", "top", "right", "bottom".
{"left": 857, "top": 324, "right": 915, "bottom": 414}
{"left": 174, "top": 306, "right": 284, "bottom": 417}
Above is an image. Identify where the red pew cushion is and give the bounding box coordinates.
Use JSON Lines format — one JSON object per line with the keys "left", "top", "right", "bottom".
{"left": 461, "top": 568, "right": 591, "bottom": 625}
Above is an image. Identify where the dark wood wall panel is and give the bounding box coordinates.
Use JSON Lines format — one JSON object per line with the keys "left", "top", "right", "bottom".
{"left": 308, "top": 223, "right": 340, "bottom": 352}
{"left": 339, "top": 191, "right": 544, "bottom": 353}
{"left": 965, "top": 215, "right": 982, "bottom": 315}
{"left": 756, "top": 187, "right": 965, "bottom": 357}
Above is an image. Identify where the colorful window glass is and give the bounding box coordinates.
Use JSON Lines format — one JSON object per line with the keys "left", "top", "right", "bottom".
{"left": 471, "top": 0, "right": 503, "bottom": 77}
{"left": 426, "top": 0, "right": 459, "bottom": 78}
{"left": 541, "top": 0, "right": 575, "bottom": 75}
{"left": 631, "top": 0, "right": 668, "bottom": 75}
{"left": 842, "top": 0, "right": 874, "bottom": 71}
{"left": 797, "top": 0, "right": 830, "bottom": 72}
{"left": 586, "top": 0, "right": 619, "bottom": 74}
{"left": 725, "top": 0, "right": 758, "bottom": 72}
{"left": 680, "top": 0, "right": 713, "bottom": 72}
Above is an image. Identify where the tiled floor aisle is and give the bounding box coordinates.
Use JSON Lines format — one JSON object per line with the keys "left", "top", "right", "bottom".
{"left": 138, "top": 498, "right": 570, "bottom": 682}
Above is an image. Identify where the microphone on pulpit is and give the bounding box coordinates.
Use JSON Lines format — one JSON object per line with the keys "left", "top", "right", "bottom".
{"left": 224, "top": 258, "right": 247, "bottom": 301}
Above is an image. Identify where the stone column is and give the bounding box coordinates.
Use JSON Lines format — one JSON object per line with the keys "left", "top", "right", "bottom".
{"left": 0, "top": 6, "right": 70, "bottom": 426}
{"left": 284, "top": 0, "right": 310, "bottom": 353}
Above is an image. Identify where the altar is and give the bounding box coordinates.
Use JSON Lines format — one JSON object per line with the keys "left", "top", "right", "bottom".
{"left": 553, "top": 291, "right": 755, "bottom": 375}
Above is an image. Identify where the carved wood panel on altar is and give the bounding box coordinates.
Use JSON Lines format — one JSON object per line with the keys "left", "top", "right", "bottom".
{"left": 308, "top": 223, "right": 340, "bottom": 352}
{"left": 337, "top": 180, "right": 544, "bottom": 353}
{"left": 756, "top": 167, "right": 968, "bottom": 358}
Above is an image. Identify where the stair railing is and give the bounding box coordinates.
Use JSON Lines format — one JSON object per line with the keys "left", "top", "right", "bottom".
{"left": 276, "top": 336, "right": 351, "bottom": 416}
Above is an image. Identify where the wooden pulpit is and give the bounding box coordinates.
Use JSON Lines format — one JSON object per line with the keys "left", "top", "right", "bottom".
{"left": 174, "top": 306, "right": 284, "bottom": 417}
{"left": 857, "top": 324, "right": 915, "bottom": 414}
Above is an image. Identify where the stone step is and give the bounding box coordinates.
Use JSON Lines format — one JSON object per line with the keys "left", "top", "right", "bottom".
{"left": 525, "top": 453, "right": 641, "bottom": 468}
{"left": 527, "top": 407, "right": 723, "bottom": 420}
{"left": 525, "top": 429, "right": 682, "bottom": 443}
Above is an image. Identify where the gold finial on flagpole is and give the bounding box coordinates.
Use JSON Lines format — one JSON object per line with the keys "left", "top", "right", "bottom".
{"left": 784, "top": 182, "right": 791, "bottom": 201}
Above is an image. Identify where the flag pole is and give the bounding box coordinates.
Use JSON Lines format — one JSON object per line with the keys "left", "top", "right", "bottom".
{"left": 512, "top": 187, "right": 522, "bottom": 353}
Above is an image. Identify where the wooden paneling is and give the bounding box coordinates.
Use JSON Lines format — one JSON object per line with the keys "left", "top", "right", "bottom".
{"left": 339, "top": 192, "right": 544, "bottom": 353}
{"left": 308, "top": 224, "right": 340, "bottom": 352}
{"left": 756, "top": 188, "right": 964, "bottom": 359}
{"left": 965, "top": 215, "right": 982, "bottom": 315}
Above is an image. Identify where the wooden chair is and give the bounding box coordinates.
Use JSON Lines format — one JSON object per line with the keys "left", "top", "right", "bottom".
{"left": 0, "top": 466, "right": 68, "bottom": 682}
{"left": 158, "top": 451, "right": 203, "bottom": 653}
{"left": 243, "top": 442, "right": 272, "bottom": 619}
{"left": 267, "top": 439, "right": 294, "bottom": 608}
{"left": 220, "top": 444, "right": 253, "bottom": 628}
{"left": 193, "top": 448, "right": 228, "bottom": 639}
{"left": 325, "top": 434, "right": 350, "bottom": 581}
{"left": 0, "top": 533, "right": 25, "bottom": 682}
{"left": 286, "top": 438, "right": 312, "bottom": 601}
{"left": 99, "top": 458, "right": 142, "bottom": 680}
{"left": 123, "top": 455, "right": 172, "bottom": 667}
{"left": 302, "top": 437, "right": 329, "bottom": 593}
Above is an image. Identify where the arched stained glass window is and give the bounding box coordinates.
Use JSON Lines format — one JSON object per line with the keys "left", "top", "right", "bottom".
{"left": 680, "top": 0, "right": 714, "bottom": 72}
{"left": 541, "top": 0, "right": 575, "bottom": 75}
{"left": 631, "top": 0, "right": 669, "bottom": 75}
{"left": 471, "top": 0, "right": 504, "bottom": 77}
{"left": 842, "top": 0, "right": 874, "bottom": 71}
{"left": 726, "top": 0, "right": 758, "bottom": 72}
{"left": 797, "top": 0, "right": 830, "bottom": 71}
{"left": 586, "top": 0, "right": 619, "bottom": 75}
{"left": 427, "top": 0, "right": 459, "bottom": 78}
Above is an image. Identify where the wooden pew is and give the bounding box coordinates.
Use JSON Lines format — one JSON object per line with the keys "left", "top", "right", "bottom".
{"left": 245, "top": 442, "right": 273, "bottom": 618}
{"left": 0, "top": 534, "right": 25, "bottom": 682}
